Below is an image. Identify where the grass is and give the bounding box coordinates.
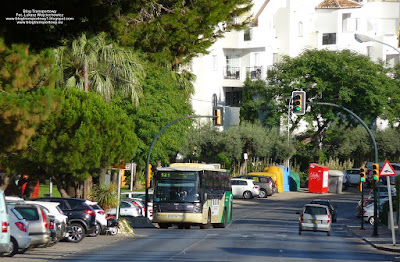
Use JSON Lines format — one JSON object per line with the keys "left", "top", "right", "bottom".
{"left": 38, "top": 184, "right": 61, "bottom": 198}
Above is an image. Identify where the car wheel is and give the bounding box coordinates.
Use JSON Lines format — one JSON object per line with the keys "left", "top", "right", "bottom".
{"left": 368, "top": 216, "right": 374, "bottom": 225}
{"left": 89, "top": 222, "right": 101, "bottom": 237}
{"left": 4, "top": 237, "right": 18, "bottom": 257}
{"left": 243, "top": 191, "right": 252, "bottom": 199}
{"left": 200, "top": 210, "right": 211, "bottom": 229}
{"left": 327, "top": 230, "right": 331, "bottom": 236}
{"left": 68, "top": 223, "right": 85, "bottom": 243}
{"left": 259, "top": 189, "right": 267, "bottom": 198}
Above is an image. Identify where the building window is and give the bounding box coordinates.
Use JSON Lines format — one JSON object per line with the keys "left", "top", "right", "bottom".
{"left": 225, "top": 91, "right": 242, "bottom": 107}
{"left": 298, "top": 22, "right": 303, "bottom": 37}
{"left": 322, "top": 33, "right": 336, "bottom": 45}
{"left": 244, "top": 29, "right": 252, "bottom": 41}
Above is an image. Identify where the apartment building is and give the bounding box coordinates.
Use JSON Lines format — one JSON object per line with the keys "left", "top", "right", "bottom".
{"left": 190, "top": 0, "right": 400, "bottom": 129}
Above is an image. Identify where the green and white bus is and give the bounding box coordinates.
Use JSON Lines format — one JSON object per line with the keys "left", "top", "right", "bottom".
{"left": 152, "top": 163, "right": 233, "bottom": 229}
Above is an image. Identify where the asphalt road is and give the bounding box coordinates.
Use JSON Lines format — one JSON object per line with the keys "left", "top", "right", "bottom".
{"left": 3, "top": 187, "right": 400, "bottom": 262}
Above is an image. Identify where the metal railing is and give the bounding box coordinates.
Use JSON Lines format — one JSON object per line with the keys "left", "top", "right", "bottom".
{"left": 223, "top": 67, "right": 241, "bottom": 79}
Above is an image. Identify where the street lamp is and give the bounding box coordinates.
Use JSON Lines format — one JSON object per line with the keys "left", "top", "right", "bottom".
{"left": 354, "top": 33, "right": 400, "bottom": 55}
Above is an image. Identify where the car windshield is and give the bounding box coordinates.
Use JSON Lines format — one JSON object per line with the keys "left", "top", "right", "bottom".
{"left": 311, "top": 201, "right": 330, "bottom": 207}
{"left": 304, "top": 206, "right": 327, "bottom": 215}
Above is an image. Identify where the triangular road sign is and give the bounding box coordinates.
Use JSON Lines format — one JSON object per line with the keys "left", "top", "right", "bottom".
{"left": 380, "top": 160, "right": 396, "bottom": 177}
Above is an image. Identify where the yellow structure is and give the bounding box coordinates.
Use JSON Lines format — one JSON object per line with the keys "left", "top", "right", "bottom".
{"left": 248, "top": 172, "right": 281, "bottom": 192}
{"left": 264, "top": 166, "right": 284, "bottom": 193}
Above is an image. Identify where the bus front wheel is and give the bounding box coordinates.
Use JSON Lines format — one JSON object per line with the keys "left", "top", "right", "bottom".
{"left": 200, "top": 210, "right": 211, "bottom": 229}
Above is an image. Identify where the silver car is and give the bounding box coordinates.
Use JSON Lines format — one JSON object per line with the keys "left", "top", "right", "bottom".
{"left": 231, "top": 178, "right": 260, "bottom": 199}
{"left": 3, "top": 206, "right": 31, "bottom": 257}
{"left": 13, "top": 204, "right": 51, "bottom": 247}
{"left": 297, "top": 204, "right": 332, "bottom": 236}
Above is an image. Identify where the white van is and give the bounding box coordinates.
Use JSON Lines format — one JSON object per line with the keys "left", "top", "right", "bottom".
{"left": 0, "top": 190, "right": 11, "bottom": 255}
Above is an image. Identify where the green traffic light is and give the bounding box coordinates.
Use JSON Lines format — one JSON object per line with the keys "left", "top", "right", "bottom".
{"left": 360, "top": 178, "right": 365, "bottom": 182}
{"left": 373, "top": 175, "right": 378, "bottom": 181}
{"left": 295, "top": 106, "right": 301, "bottom": 111}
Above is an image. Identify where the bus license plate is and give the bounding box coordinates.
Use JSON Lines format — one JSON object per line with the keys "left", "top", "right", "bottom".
{"left": 168, "top": 215, "right": 183, "bottom": 219}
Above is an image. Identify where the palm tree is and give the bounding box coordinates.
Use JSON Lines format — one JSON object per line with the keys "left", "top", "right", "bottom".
{"left": 56, "top": 32, "right": 145, "bottom": 105}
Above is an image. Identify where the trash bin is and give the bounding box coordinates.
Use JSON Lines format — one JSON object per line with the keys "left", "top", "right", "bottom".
{"left": 328, "top": 170, "right": 343, "bottom": 194}
{"left": 265, "top": 166, "right": 284, "bottom": 193}
{"left": 289, "top": 170, "right": 300, "bottom": 191}
{"left": 308, "top": 163, "right": 329, "bottom": 193}
{"left": 278, "top": 165, "right": 290, "bottom": 192}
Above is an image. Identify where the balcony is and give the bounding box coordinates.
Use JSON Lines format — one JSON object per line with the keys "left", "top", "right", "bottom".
{"left": 223, "top": 66, "right": 241, "bottom": 80}
{"left": 245, "top": 66, "right": 262, "bottom": 80}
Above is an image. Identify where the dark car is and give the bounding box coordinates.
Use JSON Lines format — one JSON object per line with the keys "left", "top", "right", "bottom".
{"left": 310, "top": 199, "right": 337, "bottom": 223}
{"left": 238, "top": 175, "right": 276, "bottom": 198}
{"left": 33, "top": 197, "right": 96, "bottom": 243}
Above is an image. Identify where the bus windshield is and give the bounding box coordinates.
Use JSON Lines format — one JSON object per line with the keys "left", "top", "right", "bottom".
{"left": 154, "top": 172, "right": 200, "bottom": 203}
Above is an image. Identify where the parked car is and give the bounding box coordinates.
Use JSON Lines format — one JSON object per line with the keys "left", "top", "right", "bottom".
{"left": 25, "top": 201, "right": 68, "bottom": 243}
{"left": 310, "top": 199, "right": 337, "bottom": 223}
{"left": 33, "top": 197, "right": 97, "bottom": 243}
{"left": 107, "top": 200, "right": 142, "bottom": 217}
{"left": 237, "top": 175, "right": 275, "bottom": 198}
{"left": 121, "top": 191, "right": 153, "bottom": 220}
{"left": 3, "top": 206, "right": 31, "bottom": 257}
{"left": 231, "top": 178, "right": 260, "bottom": 199}
{"left": 85, "top": 200, "right": 107, "bottom": 236}
{"left": 344, "top": 168, "right": 361, "bottom": 185}
{"left": 12, "top": 204, "right": 51, "bottom": 247}
{"left": 0, "top": 190, "right": 11, "bottom": 256}
{"left": 356, "top": 198, "right": 374, "bottom": 218}
{"left": 363, "top": 197, "right": 389, "bottom": 225}
{"left": 297, "top": 204, "right": 332, "bottom": 236}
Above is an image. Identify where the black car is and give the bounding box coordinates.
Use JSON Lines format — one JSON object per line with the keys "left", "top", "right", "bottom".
{"left": 310, "top": 199, "right": 337, "bottom": 223}
{"left": 33, "top": 197, "right": 97, "bottom": 243}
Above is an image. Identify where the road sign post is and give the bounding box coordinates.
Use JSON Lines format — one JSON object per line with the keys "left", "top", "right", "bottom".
{"left": 380, "top": 160, "right": 397, "bottom": 245}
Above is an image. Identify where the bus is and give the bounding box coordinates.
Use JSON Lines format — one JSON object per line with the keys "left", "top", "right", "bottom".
{"left": 152, "top": 163, "right": 233, "bottom": 229}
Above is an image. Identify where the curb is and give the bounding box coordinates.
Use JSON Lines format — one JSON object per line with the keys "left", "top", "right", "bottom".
{"left": 346, "top": 226, "right": 400, "bottom": 253}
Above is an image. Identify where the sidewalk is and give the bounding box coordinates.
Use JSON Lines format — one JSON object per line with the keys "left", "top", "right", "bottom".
{"left": 347, "top": 223, "right": 400, "bottom": 253}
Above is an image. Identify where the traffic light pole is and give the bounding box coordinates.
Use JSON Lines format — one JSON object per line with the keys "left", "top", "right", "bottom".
{"left": 307, "top": 102, "right": 379, "bottom": 236}
{"left": 144, "top": 115, "right": 215, "bottom": 218}
{"left": 361, "top": 183, "right": 364, "bottom": 230}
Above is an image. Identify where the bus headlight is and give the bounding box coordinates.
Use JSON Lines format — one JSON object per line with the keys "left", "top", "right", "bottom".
{"left": 193, "top": 203, "right": 202, "bottom": 213}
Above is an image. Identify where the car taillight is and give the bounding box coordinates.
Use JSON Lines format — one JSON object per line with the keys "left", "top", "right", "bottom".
{"left": 41, "top": 209, "right": 48, "bottom": 229}
{"left": 98, "top": 210, "right": 105, "bottom": 215}
{"left": 363, "top": 210, "right": 367, "bottom": 214}
{"left": 84, "top": 209, "right": 95, "bottom": 216}
{"left": 300, "top": 214, "right": 304, "bottom": 222}
{"left": 2, "top": 221, "right": 8, "bottom": 233}
{"left": 15, "top": 222, "right": 27, "bottom": 232}
{"left": 327, "top": 215, "right": 331, "bottom": 223}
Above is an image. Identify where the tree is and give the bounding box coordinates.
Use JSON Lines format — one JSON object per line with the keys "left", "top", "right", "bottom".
{"left": 3, "top": 89, "right": 138, "bottom": 197}
{"left": 242, "top": 49, "right": 399, "bottom": 143}
{"left": 56, "top": 32, "right": 145, "bottom": 105}
{"left": 0, "top": 38, "right": 61, "bottom": 153}
{"left": 112, "top": 0, "right": 253, "bottom": 68}
{"left": 114, "top": 64, "right": 193, "bottom": 187}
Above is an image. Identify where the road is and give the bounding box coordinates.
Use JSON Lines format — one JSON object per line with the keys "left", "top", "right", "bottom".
{"left": 3, "top": 188, "right": 400, "bottom": 261}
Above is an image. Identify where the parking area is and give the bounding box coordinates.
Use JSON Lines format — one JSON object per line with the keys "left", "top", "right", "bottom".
{"left": 1, "top": 235, "right": 133, "bottom": 262}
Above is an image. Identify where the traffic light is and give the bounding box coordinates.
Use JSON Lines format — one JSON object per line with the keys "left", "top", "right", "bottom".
{"left": 372, "top": 163, "right": 379, "bottom": 181}
{"left": 213, "top": 107, "right": 223, "bottom": 126}
{"left": 292, "top": 91, "right": 306, "bottom": 115}
{"left": 120, "top": 170, "right": 126, "bottom": 187}
{"left": 146, "top": 164, "right": 152, "bottom": 189}
{"left": 360, "top": 166, "right": 366, "bottom": 183}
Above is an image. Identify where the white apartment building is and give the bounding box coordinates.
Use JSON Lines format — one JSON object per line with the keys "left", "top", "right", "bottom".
{"left": 190, "top": 0, "right": 400, "bottom": 129}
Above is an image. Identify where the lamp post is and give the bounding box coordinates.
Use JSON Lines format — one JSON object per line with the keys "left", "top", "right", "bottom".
{"left": 354, "top": 33, "right": 400, "bottom": 55}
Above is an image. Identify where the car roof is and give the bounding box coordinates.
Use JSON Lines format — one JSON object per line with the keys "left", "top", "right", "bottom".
{"left": 231, "top": 178, "right": 254, "bottom": 181}
{"left": 303, "top": 203, "right": 328, "bottom": 208}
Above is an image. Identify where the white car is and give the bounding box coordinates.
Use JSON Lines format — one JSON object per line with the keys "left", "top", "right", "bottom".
{"left": 298, "top": 204, "right": 332, "bottom": 236}
{"left": 231, "top": 178, "right": 260, "bottom": 199}
{"left": 4, "top": 206, "right": 31, "bottom": 257}
{"left": 344, "top": 168, "right": 360, "bottom": 185}
{"left": 85, "top": 200, "right": 107, "bottom": 236}
{"left": 363, "top": 197, "right": 389, "bottom": 225}
{"left": 107, "top": 200, "right": 141, "bottom": 217}
{"left": 121, "top": 191, "right": 153, "bottom": 220}
{"left": 0, "top": 190, "right": 11, "bottom": 256}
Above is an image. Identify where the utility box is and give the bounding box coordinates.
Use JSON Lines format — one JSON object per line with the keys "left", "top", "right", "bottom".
{"left": 308, "top": 163, "right": 329, "bottom": 193}
{"left": 328, "top": 170, "right": 344, "bottom": 194}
